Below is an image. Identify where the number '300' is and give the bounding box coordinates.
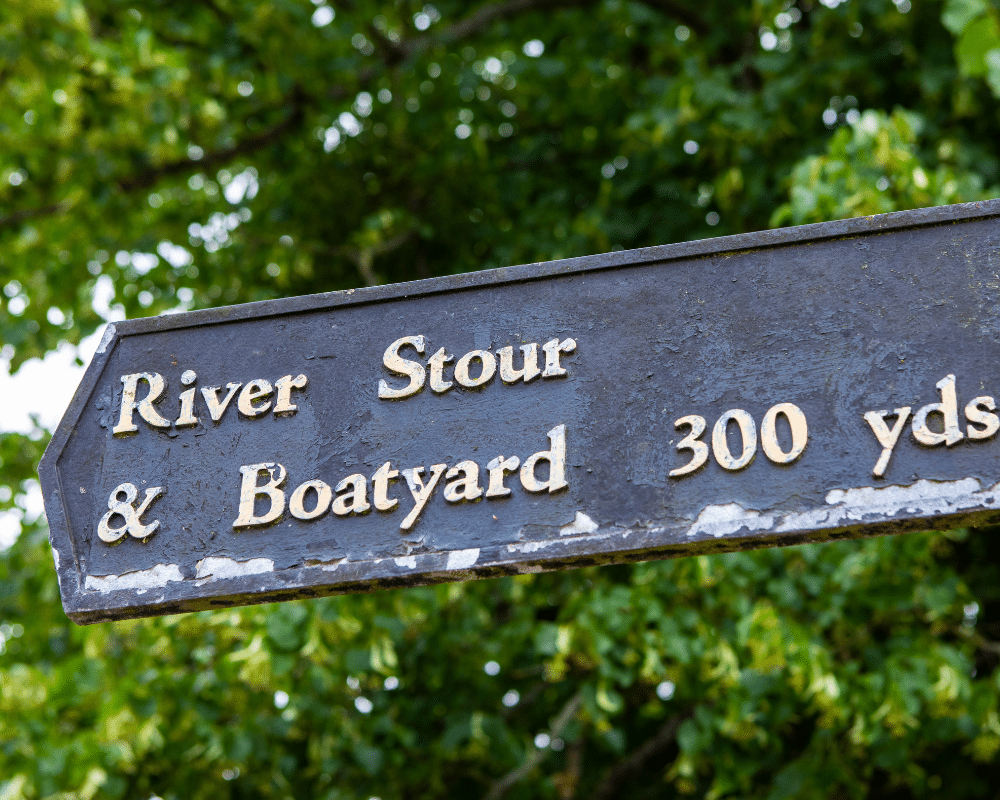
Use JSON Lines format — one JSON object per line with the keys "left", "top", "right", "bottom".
{"left": 669, "top": 402, "right": 808, "bottom": 477}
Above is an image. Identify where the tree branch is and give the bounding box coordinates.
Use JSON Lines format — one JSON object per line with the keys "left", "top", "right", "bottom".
{"left": 387, "top": 0, "right": 601, "bottom": 60}
{"left": 117, "top": 93, "right": 305, "bottom": 192}
{"left": 633, "top": 0, "right": 709, "bottom": 37}
{"left": 587, "top": 711, "right": 690, "bottom": 800}
{"left": 441, "top": 0, "right": 594, "bottom": 43}
{"left": 965, "top": 630, "right": 1000, "bottom": 655}
{"left": 484, "top": 691, "right": 584, "bottom": 800}
{"left": 0, "top": 200, "right": 73, "bottom": 233}
{"left": 333, "top": 230, "right": 416, "bottom": 287}
{"left": 368, "top": 23, "right": 409, "bottom": 66}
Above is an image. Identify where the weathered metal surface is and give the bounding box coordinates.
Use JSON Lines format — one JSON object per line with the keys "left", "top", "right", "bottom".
{"left": 38, "top": 200, "right": 1000, "bottom": 624}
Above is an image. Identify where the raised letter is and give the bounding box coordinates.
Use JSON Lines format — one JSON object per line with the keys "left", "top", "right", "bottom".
{"left": 760, "top": 403, "right": 808, "bottom": 465}
{"left": 201, "top": 382, "right": 242, "bottom": 422}
{"left": 273, "top": 374, "right": 309, "bottom": 415}
{"left": 238, "top": 379, "right": 274, "bottom": 417}
{"left": 669, "top": 415, "right": 708, "bottom": 477}
{"left": 400, "top": 464, "right": 447, "bottom": 530}
{"left": 486, "top": 456, "right": 520, "bottom": 497}
{"left": 966, "top": 395, "right": 1000, "bottom": 440}
{"left": 378, "top": 335, "right": 426, "bottom": 400}
{"left": 112, "top": 373, "right": 172, "bottom": 435}
{"left": 912, "top": 374, "right": 964, "bottom": 447}
{"left": 541, "top": 338, "right": 577, "bottom": 378}
{"left": 863, "top": 407, "right": 912, "bottom": 478}
{"left": 175, "top": 370, "right": 199, "bottom": 427}
{"left": 233, "top": 463, "right": 286, "bottom": 529}
{"left": 521, "top": 424, "right": 568, "bottom": 493}
{"left": 454, "top": 351, "right": 497, "bottom": 389}
{"left": 444, "top": 460, "right": 483, "bottom": 502}
{"left": 332, "top": 474, "right": 370, "bottom": 516}
{"left": 98, "top": 482, "right": 166, "bottom": 543}
{"left": 498, "top": 344, "right": 541, "bottom": 384}
{"left": 428, "top": 347, "right": 454, "bottom": 393}
{"left": 372, "top": 462, "right": 400, "bottom": 511}
{"left": 289, "top": 479, "right": 332, "bottom": 521}
{"left": 712, "top": 409, "right": 756, "bottom": 471}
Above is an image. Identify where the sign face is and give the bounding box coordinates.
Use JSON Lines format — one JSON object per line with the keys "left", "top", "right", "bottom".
{"left": 39, "top": 201, "right": 1000, "bottom": 623}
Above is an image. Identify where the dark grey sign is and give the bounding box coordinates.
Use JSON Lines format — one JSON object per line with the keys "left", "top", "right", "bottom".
{"left": 40, "top": 200, "right": 1000, "bottom": 623}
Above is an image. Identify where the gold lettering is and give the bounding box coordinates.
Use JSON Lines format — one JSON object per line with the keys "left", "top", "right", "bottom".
{"left": 332, "top": 474, "right": 370, "bottom": 516}
{"left": 444, "top": 460, "right": 483, "bottom": 502}
{"left": 400, "top": 464, "right": 447, "bottom": 530}
{"left": 498, "top": 344, "right": 541, "bottom": 384}
{"left": 863, "top": 407, "right": 911, "bottom": 478}
{"left": 486, "top": 455, "right": 520, "bottom": 497}
{"left": 112, "top": 372, "right": 172, "bottom": 435}
{"left": 175, "top": 370, "right": 199, "bottom": 427}
{"left": 912, "top": 374, "right": 964, "bottom": 447}
{"left": 371, "top": 462, "right": 400, "bottom": 511}
{"left": 201, "top": 382, "right": 242, "bottom": 422}
{"left": 273, "top": 374, "right": 308, "bottom": 415}
{"left": 428, "top": 347, "right": 454, "bottom": 393}
{"left": 289, "top": 479, "right": 332, "bottom": 521}
{"left": 233, "top": 463, "right": 286, "bottom": 529}
{"left": 238, "top": 379, "right": 273, "bottom": 417}
{"left": 966, "top": 395, "right": 1000, "bottom": 440}
{"left": 541, "top": 338, "right": 577, "bottom": 378}
{"left": 521, "top": 424, "right": 568, "bottom": 493}
{"left": 760, "top": 402, "right": 808, "bottom": 465}
{"left": 378, "top": 335, "right": 426, "bottom": 400}
{"left": 454, "top": 350, "right": 496, "bottom": 388}
{"left": 669, "top": 415, "right": 708, "bottom": 477}
{"left": 712, "top": 409, "right": 756, "bottom": 471}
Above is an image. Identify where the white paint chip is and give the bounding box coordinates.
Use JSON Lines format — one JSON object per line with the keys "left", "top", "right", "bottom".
{"left": 394, "top": 555, "right": 416, "bottom": 569}
{"left": 85, "top": 563, "right": 184, "bottom": 593}
{"left": 446, "top": 548, "right": 480, "bottom": 570}
{"left": 195, "top": 556, "right": 274, "bottom": 581}
{"left": 560, "top": 511, "right": 599, "bottom": 536}
{"left": 508, "top": 540, "right": 553, "bottom": 554}
{"left": 825, "top": 477, "right": 982, "bottom": 515}
{"left": 688, "top": 502, "right": 775, "bottom": 538}
{"left": 686, "top": 477, "right": 1000, "bottom": 540}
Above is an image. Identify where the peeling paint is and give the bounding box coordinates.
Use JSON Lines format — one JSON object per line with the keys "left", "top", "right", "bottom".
{"left": 195, "top": 556, "right": 274, "bottom": 581}
{"left": 51, "top": 547, "right": 60, "bottom": 570}
{"left": 688, "top": 503, "right": 776, "bottom": 539}
{"left": 508, "top": 539, "right": 555, "bottom": 554}
{"left": 823, "top": 477, "right": 993, "bottom": 521}
{"left": 321, "top": 557, "right": 349, "bottom": 572}
{"left": 560, "top": 511, "right": 599, "bottom": 536}
{"left": 85, "top": 563, "right": 184, "bottom": 593}
{"left": 686, "top": 478, "right": 1000, "bottom": 540}
{"left": 394, "top": 556, "right": 417, "bottom": 569}
{"left": 446, "top": 548, "right": 480, "bottom": 569}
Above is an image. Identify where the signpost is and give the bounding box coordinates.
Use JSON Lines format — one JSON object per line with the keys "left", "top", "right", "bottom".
{"left": 39, "top": 200, "right": 1000, "bottom": 623}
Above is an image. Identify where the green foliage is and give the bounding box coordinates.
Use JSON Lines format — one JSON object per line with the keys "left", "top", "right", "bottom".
{"left": 2, "top": 0, "right": 1000, "bottom": 797}
{"left": 943, "top": 0, "right": 1000, "bottom": 93}
{"left": 771, "top": 109, "right": 998, "bottom": 226}
{"left": 3, "top": 526, "right": 1000, "bottom": 799}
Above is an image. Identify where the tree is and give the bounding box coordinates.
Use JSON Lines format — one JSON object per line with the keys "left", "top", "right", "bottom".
{"left": 2, "top": 0, "right": 1000, "bottom": 797}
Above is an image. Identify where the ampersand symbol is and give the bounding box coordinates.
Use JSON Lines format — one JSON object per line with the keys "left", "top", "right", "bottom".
{"left": 97, "top": 483, "right": 166, "bottom": 544}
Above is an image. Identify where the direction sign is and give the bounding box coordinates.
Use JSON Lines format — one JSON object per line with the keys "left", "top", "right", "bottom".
{"left": 40, "top": 200, "right": 1000, "bottom": 623}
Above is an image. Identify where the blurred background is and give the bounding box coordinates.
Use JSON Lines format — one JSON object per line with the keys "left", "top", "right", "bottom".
{"left": 2, "top": 0, "right": 1000, "bottom": 797}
